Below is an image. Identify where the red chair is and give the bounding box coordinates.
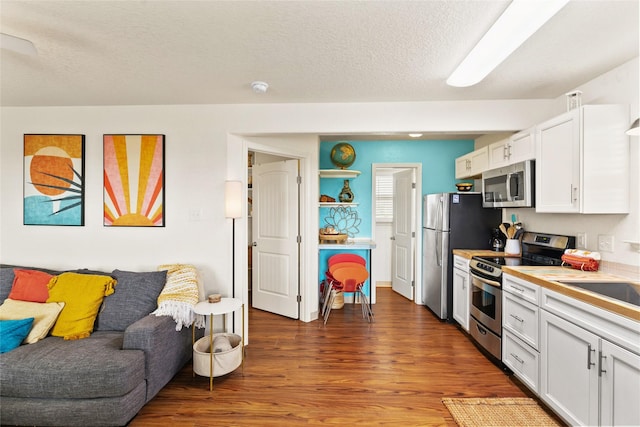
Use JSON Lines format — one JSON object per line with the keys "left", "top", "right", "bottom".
{"left": 323, "top": 262, "right": 373, "bottom": 324}
{"left": 320, "top": 254, "right": 367, "bottom": 316}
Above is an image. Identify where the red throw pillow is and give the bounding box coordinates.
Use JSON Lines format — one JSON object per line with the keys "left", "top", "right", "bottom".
{"left": 8, "top": 269, "right": 54, "bottom": 303}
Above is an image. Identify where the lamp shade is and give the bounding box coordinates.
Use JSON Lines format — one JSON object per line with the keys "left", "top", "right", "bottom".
{"left": 626, "top": 118, "right": 640, "bottom": 136}
{"left": 225, "top": 181, "right": 242, "bottom": 218}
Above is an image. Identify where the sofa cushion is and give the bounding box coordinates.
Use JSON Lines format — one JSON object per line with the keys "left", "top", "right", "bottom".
{"left": 1, "top": 266, "right": 63, "bottom": 304}
{"left": 8, "top": 269, "right": 54, "bottom": 303}
{"left": 95, "top": 269, "right": 167, "bottom": 331}
{"left": 0, "top": 299, "right": 65, "bottom": 344}
{"left": 46, "top": 272, "right": 116, "bottom": 340}
{"left": 0, "top": 318, "right": 34, "bottom": 353}
{"left": 0, "top": 267, "right": 13, "bottom": 304}
{"left": 0, "top": 331, "right": 145, "bottom": 399}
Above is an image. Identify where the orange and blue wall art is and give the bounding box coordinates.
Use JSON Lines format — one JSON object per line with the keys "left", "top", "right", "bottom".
{"left": 103, "top": 134, "right": 164, "bottom": 227}
{"left": 24, "top": 134, "right": 85, "bottom": 226}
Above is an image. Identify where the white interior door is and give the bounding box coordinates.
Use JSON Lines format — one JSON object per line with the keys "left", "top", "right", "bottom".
{"left": 252, "top": 159, "right": 300, "bottom": 319}
{"left": 391, "top": 168, "right": 415, "bottom": 300}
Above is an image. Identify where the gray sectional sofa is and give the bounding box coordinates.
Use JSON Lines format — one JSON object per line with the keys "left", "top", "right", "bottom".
{"left": 0, "top": 265, "right": 201, "bottom": 426}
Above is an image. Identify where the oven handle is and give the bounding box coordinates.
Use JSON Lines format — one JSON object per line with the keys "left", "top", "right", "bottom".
{"left": 470, "top": 271, "right": 501, "bottom": 288}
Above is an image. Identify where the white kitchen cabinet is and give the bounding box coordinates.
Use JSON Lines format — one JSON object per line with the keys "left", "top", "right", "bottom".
{"left": 503, "top": 329, "right": 540, "bottom": 393}
{"left": 540, "top": 288, "right": 640, "bottom": 426}
{"left": 455, "top": 146, "right": 488, "bottom": 179}
{"left": 540, "top": 309, "right": 599, "bottom": 426}
{"left": 502, "top": 274, "right": 541, "bottom": 394}
{"left": 535, "top": 104, "right": 629, "bottom": 213}
{"left": 452, "top": 255, "right": 470, "bottom": 331}
{"left": 600, "top": 340, "right": 640, "bottom": 426}
{"left": 488, "top": 128, "right": 535, "bottom": 169}
{"left": 503, "top": 291, "right": 539, "bottom": 349}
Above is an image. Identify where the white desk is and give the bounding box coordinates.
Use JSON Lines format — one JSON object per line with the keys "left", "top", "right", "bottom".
{"left": 193, "top": 298, "right": 244, "bottom": 391}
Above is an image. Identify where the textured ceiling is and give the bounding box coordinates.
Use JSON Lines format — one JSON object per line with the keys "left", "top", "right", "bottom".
{"left": 0, "top": 0, "right": 638, "bottom": 107}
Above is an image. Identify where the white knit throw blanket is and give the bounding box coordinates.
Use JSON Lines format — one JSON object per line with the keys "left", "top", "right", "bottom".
{"left": 152, "top": 264, "right": 205, "bottom": 330}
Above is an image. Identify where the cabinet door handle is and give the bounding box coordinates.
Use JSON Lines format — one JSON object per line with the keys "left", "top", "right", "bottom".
{"left": 510, "top": 314, "right": 524, "bottom": 323}
{"left": 587, "top": 344, "right": 596, "bottom": 370}
{"left": 511, "top": 285, "right": 525, "bottom": 293}
{"left": 503, "top": 145, "right": 509, "bottom": 160}
{"left": 510, "top": 353, "right": 524, "bottom": 364}
{"left": 598, "top": 351, "right": 607, "bottom": 377}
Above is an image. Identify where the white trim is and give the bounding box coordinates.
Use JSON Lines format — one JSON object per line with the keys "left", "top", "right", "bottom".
{"left": 227, "top": 134, "right": 319, "bottom": 341}
{"left": 371, "top": 163, "right": 423, "bottom": 304}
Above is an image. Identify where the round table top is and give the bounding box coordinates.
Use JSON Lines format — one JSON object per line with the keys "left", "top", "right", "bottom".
{"left": 194, "top": 297, "right": 242, "bottom": 315}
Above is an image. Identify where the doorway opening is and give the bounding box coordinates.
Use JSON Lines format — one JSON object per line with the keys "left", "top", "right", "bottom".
{"left": 248, "top": 150, "right": 301, "bottom": 320}
{"left": 371, "top": 163, "right": 422, "bottom": 304}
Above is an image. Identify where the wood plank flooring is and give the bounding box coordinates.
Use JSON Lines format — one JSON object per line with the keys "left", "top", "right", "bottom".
{"left": 129, "top": 288, "right": 551, "bottom": 426}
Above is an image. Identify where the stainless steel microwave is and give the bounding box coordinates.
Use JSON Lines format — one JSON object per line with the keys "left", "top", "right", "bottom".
{"left": 482, "top": 160, "right": 535, "bottom": 208}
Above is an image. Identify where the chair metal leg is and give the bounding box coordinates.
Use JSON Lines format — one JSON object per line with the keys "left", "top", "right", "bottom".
{"left": 324, "top": 290, "right": 336, "bottom": 324}
{"left": 321, "top": 281, "right": 335, "bottom": 316}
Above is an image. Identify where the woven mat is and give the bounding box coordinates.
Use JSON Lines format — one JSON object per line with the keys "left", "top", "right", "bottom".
{"left": 442, "top": 397, "right": 563, "bottom": 427}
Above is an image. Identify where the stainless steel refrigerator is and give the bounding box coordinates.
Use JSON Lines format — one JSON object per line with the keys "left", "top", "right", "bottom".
{"left": 422, "top": 192, "right": 501, "bottom": 320}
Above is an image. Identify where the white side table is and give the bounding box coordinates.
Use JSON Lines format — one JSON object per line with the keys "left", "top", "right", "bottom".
{"left": 193, "top": 298, "right": 244, "bottom": 391}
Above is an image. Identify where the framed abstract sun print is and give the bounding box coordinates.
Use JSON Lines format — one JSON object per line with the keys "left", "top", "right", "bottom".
{"left": 103, "top": 134, "right": 165, "bottom": 227}
{"left": 23, "top": 134, "right": 85, "bottom": 226}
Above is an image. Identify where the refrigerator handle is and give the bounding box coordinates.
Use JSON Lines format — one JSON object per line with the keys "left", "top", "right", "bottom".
{"left": 435, "top": 196, "right": 443, "bottom": 266}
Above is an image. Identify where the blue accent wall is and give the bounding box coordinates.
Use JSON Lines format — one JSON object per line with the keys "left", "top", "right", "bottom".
{"left": 319, "top": 139, "right": 475, "bottom": 237}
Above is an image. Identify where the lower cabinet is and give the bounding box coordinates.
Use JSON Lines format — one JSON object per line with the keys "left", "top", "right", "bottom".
{"left": 540, "top": 307, "right": 640, "bottom": 426}
{"left": 452, "top": 256, "right": 470, "bottom": 331}
{"left": 503, "top": 330, "right": 539, "bottom": 393}
{"left": 600, "top": 339, "right": 640, "bottom": 426}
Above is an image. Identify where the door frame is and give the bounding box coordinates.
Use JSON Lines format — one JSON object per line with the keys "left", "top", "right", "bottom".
{"left": 227, "top": 133, "right": 319, "bottom": 343}
{"left": 371, "top": 163, "right": 423, "bottom": 304}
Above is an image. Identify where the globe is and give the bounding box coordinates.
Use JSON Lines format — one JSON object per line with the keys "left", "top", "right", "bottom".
{"left": 330, "top": 142, "right": 356, "bottom": 169}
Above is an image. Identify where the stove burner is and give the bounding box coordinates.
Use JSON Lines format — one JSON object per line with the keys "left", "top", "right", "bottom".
{"left": 470, "top": 232, "right": 576, "bottom": 282}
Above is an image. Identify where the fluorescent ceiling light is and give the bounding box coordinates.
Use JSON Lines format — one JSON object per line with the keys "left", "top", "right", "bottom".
{"left": 0, "top": 33, "right": 37, "bottom": 56}
{"left": 447, "top": 0, "right": 569, "bottom": 87}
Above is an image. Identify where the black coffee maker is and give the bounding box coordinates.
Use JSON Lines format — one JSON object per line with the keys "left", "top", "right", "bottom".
{"left": 491, "top": 228, "right": 505, "bottom": 252}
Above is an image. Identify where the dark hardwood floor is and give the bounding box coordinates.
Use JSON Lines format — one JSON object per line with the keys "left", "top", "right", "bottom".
{"left": 129, "top": 288, "right": 547, "bottom": 426}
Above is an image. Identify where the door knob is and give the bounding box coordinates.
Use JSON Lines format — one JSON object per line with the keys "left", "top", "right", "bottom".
{"left": 252, "top": 242, "right": 257, "bottom": 246}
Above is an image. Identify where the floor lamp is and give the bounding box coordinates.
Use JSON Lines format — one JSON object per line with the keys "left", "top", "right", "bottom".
{"left": 225, "top": 180, "right": 242, "bottom": 332}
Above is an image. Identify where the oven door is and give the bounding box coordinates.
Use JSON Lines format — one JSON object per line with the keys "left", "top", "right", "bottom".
{"left": 469, "top": 271, "right": 502, "bottom": 336}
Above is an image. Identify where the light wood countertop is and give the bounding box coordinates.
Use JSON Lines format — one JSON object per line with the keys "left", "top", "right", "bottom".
{"left": 504, "top": 266, "right": 639, "bottom": 321}
{"left": 452, "top": 249, "right": 639, "bottom": 321}
{"left": 452, "top": 249, "right": 520, "bottom": 259}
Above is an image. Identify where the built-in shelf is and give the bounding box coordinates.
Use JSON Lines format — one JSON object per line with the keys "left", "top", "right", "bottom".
{"left": 319, "top": 202, "right": 359, "bottom": 207}
{"left": 319, "top": 169, "right": 361, "bottom": 178}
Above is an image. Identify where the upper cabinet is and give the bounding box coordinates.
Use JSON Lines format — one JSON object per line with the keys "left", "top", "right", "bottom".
{"left": 455, "top": 146, "right": 489, "bottom": 179}
{"left": 488, "top": 128, "right": 535, "bottom": 169}
{"left": 535, "top": 105, "right": 629, "bottom": 214}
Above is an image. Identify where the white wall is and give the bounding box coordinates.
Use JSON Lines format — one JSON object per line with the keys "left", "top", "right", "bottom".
{"left": 1, "top": 58, "right": 637, "bottom": 333}
{"left": 503, "top": 57, "right": 640, "bottom": 275}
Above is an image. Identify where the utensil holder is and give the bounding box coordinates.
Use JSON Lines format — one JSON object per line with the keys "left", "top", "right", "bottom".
{"left": 505, "top": 239, "right": 520, "bottom": 255}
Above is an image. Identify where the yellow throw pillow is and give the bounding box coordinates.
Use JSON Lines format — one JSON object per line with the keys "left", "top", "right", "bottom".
{"left": 0, "top": 299, "right": 65, "bottom": 343}
{"left": 46, "top": 272, "right": 116, "bottom": 340}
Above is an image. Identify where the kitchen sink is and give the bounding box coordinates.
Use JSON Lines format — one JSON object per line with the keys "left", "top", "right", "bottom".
{"left": 557, "top": 281, "right": 640, "bottom": 307}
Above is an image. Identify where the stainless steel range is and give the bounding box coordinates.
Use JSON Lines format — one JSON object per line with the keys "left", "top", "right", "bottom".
{"left": 467, "top": 232, "right": 575, "bottom": 361}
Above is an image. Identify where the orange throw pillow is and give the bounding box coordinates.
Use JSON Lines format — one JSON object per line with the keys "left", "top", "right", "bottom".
{"left": 8, "top": 269, "right": 54, "bottom": 303}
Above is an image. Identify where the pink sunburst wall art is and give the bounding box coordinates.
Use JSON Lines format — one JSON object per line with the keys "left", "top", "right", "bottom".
{"left": 103, "top": 134, "right": 165, "bottom": 227}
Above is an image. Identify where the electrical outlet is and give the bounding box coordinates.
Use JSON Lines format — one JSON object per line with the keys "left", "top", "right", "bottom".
{"left": 597, "top": 234, "right": 615, "bottom": 252}
{"left": 576, "top": 232, "right": 587, "bottom": 249}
